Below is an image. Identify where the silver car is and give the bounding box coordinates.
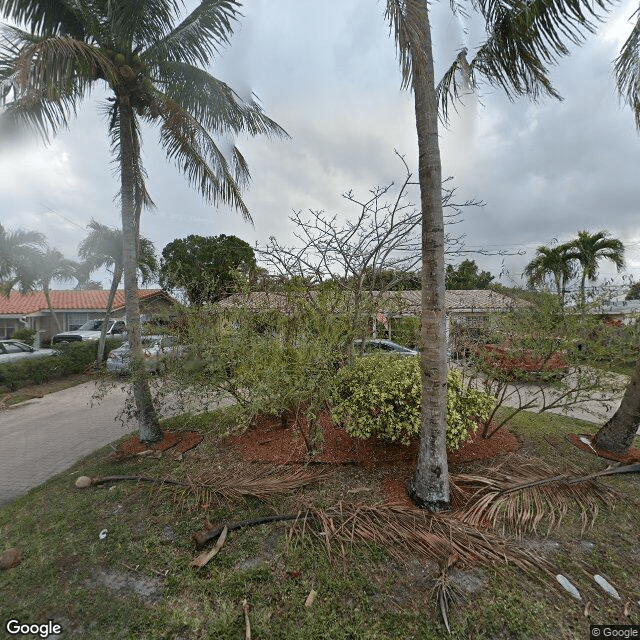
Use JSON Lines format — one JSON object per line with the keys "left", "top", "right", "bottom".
{"left": 0, "top": 340, "right": 57, "bottom": 364}
{"left": 106, "top": 335, "right": 181, "bottom": 374}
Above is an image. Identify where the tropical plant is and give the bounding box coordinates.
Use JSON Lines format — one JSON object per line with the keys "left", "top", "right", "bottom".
{"left": 0, "top": 0, "right": 287, "bottom": 441}
{"left": 0, "top": 223, "right": 46, "bottom": 281}
{"left": 160, "top": 234, "right": 256, "bottom": 304}
{"left": 523, "top": 243, "right": 575, "bottom": 305}
{"left": 384, "top": 0, "right": 611, "bottom": 510}
{"left": 569, "top": 230, "right": 624, "bottom": 306}
{"left": 615, "top": 9, "right": 640, "bottom": 130}
{"left": 78, "top": 219, "right": 158, "bottom": 364}
{"left": 7, "top": 247, "right": 78, "bottom": 333}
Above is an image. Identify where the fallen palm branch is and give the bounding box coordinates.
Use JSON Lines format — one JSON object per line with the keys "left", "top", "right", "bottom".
{"left": 184, "top": 466, "right": 332, "bottom": 504}
{"left": 288, "top": 501, "right": 552, "bottom": 579}
{"left": 76, "top": 466, "right": 330, "bottom": 507}
{"left": 453, "top": 454, "right": 620, "bottom": 535}
{"left": 75, "top": 475, "right": 189, "bottom": 488}
{"left": 193, "top": 514, "right": 299, "bottom": 548}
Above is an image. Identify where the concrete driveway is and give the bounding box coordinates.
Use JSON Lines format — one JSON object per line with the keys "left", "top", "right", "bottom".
{"left": 0, "top": 381, "right": 134, "bottom": 506}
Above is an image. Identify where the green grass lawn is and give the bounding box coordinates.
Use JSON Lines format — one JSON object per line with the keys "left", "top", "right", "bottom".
{"left": 1, "top": 407, "right": 639, "bottom": 639}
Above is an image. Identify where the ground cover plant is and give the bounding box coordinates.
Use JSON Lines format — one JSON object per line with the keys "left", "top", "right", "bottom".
{"left": 1, "top": 405, "right": 639, "bottom": 639}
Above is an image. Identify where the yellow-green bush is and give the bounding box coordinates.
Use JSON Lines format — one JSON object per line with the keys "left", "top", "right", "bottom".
{"left": 331, "top": 356, "right": 495, "bottom": 448}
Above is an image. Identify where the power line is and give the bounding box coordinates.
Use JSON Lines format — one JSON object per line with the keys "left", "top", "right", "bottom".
{"left": 39, "top": 204, "right": 86, "bottom": 230}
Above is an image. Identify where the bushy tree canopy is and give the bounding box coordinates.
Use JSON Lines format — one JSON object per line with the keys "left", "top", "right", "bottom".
{"left": 160, "top": 234, "right": 256, "bottom": 304}
{"left": 446, "top": 259, "right": 495, "bottom": 290}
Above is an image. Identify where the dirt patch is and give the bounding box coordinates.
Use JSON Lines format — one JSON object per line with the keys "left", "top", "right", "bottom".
{"left": 109, "top": 430, "right": 202, "bottom": 461}
{"left": 567, "top": 433, "right": 640, "bottom": 463}
{"left": 87, "top": 569, "right": 164, "bottom": 605}
{"left": 229, "top": 411, "right": 519, "bottom": 506}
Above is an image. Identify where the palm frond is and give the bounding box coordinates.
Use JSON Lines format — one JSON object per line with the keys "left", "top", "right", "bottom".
{"left": 144, "top": 0, "right": 242, "bottom": 67}
{"left": 433, "top": 558, "right": 466, "bottom": 634}
{"left": 107, "top": 102, "right": 154, "bottom": 212}
{"left": 151, "top": 90, "right": 252, "bottom": 221}
{"left": 0, "top": 29, "right": 115, "bottom": 139}
{"left": 172, "top": 466, "right": 331, "bottom": 513}
{"left": 149, "top": 60, "right": 289, "bottom": 139}
{"left": 101, "top": 0, "right": 183, "bottom": 50}
{"left": 614, "top": 8, "right": 640, "bottom": 130}
{"left": 384, "top": 0, "right": 431, "bottom": 90}
{"left": 440, "top": 0, "right": 611, "bottom": 117}
{"left": 0, "top": 0, "right": 86, "bottom": 37}
{"left": 288, "top": 501, "right": 551, "bottom": 577}
{"left": 454, "top": 454, "right": 617, "bottom": 536}
{"left": 436, "top": 48, "right": 475, "bottom": 124}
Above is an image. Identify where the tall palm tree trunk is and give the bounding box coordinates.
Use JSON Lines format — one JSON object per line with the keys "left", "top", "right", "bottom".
{"left": 97, "top": 265, "right": 122, "bottom": 365}
{"left": 593, "top": 360, "right": 640, "bottom": 454}
{"left": 43, "top": 285, "right": 62, "bottom": 334}
{"left": 119, "top": 99, "right": 162, "bottom": 443}
{"left": 405, "top": 0, "right": 450, "bottom": 511}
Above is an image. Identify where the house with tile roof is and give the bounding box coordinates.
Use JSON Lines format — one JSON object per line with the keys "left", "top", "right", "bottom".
{"left": 217, "top": 288, "right": 531, "bottom": 349}
{"left": 0, "top": 289, "right": 178, "bottom": 340}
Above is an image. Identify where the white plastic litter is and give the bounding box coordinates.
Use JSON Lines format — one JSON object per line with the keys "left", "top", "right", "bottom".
{"left": 99, "top": 529, "right": 108, "bottom": 540}
{"left": 556, "top": 574, "right": 581, "bottom": 600}
{"left": 579, "top": 436, "right": 597, "bottom": 453}
{"left": 593, "top": 575, "right": 621, "bottom": 600}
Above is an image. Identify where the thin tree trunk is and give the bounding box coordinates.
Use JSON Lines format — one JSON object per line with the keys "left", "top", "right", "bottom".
{"left": 405, "top": 0, "right": 450, "bottom": 511}
{"left": 43, "top": 285, "right": 61, "bottom": 334}
{"left": 97, "top": 265, "right": 122, "bottom": 365}
{"left": 119, "top": 98, "right": 162, "bottom": 443}
{"left": 593, "top": 359, "right": 640, "bottom": 454}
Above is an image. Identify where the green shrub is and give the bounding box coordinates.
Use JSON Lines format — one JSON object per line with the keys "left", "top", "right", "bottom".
{"left": 331, "top": 356, "right": 495, "bottom": 449}
{"left": 0, "top": 340, "right": 109, "bottom": 390}
{"left": 12, "top": 328, "right": 36, "bottom": 345}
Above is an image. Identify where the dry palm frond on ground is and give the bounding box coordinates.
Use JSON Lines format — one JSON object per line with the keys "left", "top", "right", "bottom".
{"left": 453, "top": 454, "right": 618, "bottom": 535}
{"left": 288, "top": 501, "right": 552, "bottom": 578}
{"left": 172, "top": 466, "right": 332, "bottom": 510}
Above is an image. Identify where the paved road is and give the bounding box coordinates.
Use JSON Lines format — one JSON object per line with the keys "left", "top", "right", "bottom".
{"left": 0, "top": 381, "right": 134, "bottom": 506}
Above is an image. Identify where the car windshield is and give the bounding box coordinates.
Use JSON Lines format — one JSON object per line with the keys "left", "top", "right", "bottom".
{"left": 77, "top": 320, "right": 104, "bottom": 331}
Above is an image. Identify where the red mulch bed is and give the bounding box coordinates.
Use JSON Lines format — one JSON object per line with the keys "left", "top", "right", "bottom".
{"left": 110, "top": 430, "right": 203, "bottom": 460}
{"left": 230, "top": 411, "right": 519, "bottom": 506}
{"left": 567, "top": 433, "right": 640, "bottom": 463}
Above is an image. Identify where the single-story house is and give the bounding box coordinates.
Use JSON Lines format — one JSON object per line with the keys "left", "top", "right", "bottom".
{"left": 0, "top": 289, "right": 178, "bottom": 340}
{"left": 216, "top": 288, "right": 531, "bottom": 347}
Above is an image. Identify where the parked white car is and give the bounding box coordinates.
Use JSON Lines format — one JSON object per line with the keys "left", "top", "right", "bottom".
{"left": 52, "top": 319, "right": 127, "bottom": 344}
{"left": 106, "top": 335, "right": 182, "bottom": 374}
{"left": 0, "top": 340, "right": 57, "bottom": 364}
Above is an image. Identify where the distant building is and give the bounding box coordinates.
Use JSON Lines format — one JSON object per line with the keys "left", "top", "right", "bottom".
{"left": 0, "top": 289, "right": 177, "bottom": 339}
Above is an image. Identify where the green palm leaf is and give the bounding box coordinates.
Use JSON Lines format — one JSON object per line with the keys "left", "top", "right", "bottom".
{"left": 145, "top": 0, "right": 242, "bottom": 66}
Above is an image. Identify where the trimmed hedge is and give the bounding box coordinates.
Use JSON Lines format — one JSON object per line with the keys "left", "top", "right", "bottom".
{"left": 332, "top": 355, "right": 495, "bottom": 449}
{"left": 0, "top": 339, "right": 121, "bottom": 390}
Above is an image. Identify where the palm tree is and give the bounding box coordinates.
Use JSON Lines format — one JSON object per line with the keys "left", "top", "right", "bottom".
{"left": 385, "top": 0, "right": 612, "bottom": 510}
{"left": 8, "top": 247, "right": 78, "bottom": 333}
{"left": 0, "top": 224, "right": 46, "bottom": 281}
{"left": 523, "top": 243, "right": 575, "bottom": 305}
{"left": 615, "top": 11, "right": 640, "bottom": 131}
{"left": 569, "top": 230, "right": 624, "bottom": 306}
{"left": 78, "top": 219, "right": 158, "bottom": 364}
{"left": 0, "top": 0, "right": 287, "bottom": 442}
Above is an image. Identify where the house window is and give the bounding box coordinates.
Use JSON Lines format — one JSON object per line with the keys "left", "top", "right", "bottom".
{"left": 0, "top": 319, "right": 16, "bottom": 338}
{"left": 66, "top": 312, "right": 92, "bottom": 331}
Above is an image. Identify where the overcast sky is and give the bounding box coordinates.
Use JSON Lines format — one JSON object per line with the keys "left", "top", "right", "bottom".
{"left": 1, "top": 0, "right": 639, "bottom": 295}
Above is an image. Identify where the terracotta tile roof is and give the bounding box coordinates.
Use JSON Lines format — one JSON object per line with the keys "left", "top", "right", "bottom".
{"left": 0, "top": 289, "right": 164, "bottom": 315}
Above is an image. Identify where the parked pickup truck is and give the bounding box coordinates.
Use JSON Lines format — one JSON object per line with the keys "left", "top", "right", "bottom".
{"left": 52, "top": 319, "right": 127, "bottom": 344}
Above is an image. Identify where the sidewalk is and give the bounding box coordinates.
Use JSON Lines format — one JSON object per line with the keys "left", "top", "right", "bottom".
{"left": 0, "top": 381, "right": 132, "bottom": 506}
